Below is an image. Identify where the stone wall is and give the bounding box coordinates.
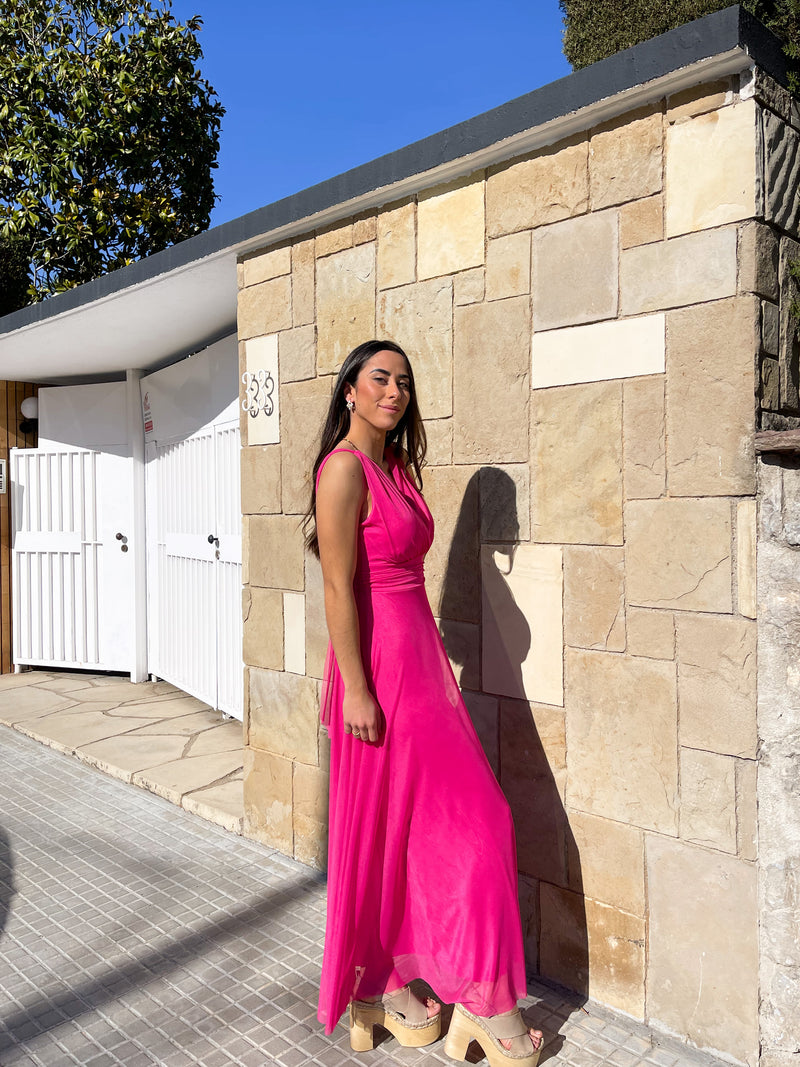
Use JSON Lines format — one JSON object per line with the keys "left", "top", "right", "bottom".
{"left": 236, "top": 74, "right": 785, "bottom": 1064}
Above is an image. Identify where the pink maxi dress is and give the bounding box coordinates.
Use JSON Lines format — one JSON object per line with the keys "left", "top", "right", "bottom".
{"left": 317, "top": 446, "right": 528, "bottom": 1034}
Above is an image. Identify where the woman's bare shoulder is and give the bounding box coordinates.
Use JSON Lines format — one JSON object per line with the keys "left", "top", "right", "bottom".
{"left": 317, "top": 448, "right": 366, "bottom": 494}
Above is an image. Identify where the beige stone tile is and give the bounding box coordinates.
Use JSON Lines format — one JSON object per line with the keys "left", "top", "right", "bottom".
{"left": 105, "top": 694, "right": 210, "bottom": 718}
{"left": 623, "top": 375, "right": 666, "bottom": 500}
{"left": 564, "top": 546, "right": 625, "bottom": 652}
{"left": 131, "top": 711, "right": 227, "bottom": 738}
{"left": 626, "top": 608, "right": 674, "bottom": 661}
{"left": 133, "top": 750, "right": 244, "bottom": 805}
{"left": 486, "top": 136, "right": 589, "bottom": 236}
{"left": 425, "top": 464, "right": 481, "bottom": 624}
{"left": 538, "top": 882, "right": 589, "bottom": 995}
{"left": 482, "top": 543, "right": 564, "bottom": 707}
{"left": 243, "top": 746, "right": 293, "bottom": 852}
{"left": 278, "top": 324, "right": 316, "bottom": 383}
{"left": 532, "top": 381, "right": 623, "bottom": 546}
{"left": 241, "top": 245, "right": 291, "bottom": 287}
{"left": 68, "top": 680, "right": 173, "bottom": 704}
{"left": 418, "top": 174, "right": 485, "bottom": 280}
{"left": 532, "top": 210, "right": 618, "bottom": 331}
{"left": 243, "top": 334, "right": 280, "bottom": 446}
{"left": 566, "top": 649, "right": 678, "bottom": 834}
{"left": 620, "top": 227, "right": 737, "bottom": 315}
{"left": 249, "top": 668, "right": 319, "bottom": 764}
{"left": 453, "top": 267, "right": 484, "bottom": 305}
{"left": 737, "top": 498, "right": 757, "bottom": 618}
{"left": 423, "top": 418, "right": 452, "bottom": 466}
{"left": 185, "top": 720, "right": 243, "bottom": 755}
{"left": 19, "top": 709, "right": 155, "bottom": 755}
{"left": 666, "top": 80, "right": 732, "bottom": 123}
{"left": 280, "top": 376, "right": 333, "bottom": 514}
{"left": 283, "top": 592, "right": 305, "bottom": 675}
{"left": 292, "top": 238, "right": 315, "bottom": 327}
{"left": 315, "top": 222, "right": 353, "bottom": 258}
{"left": 237, "top": 276, "right": 292, "bottom": 339}
{"left": 316, "top": 244, "right": 376, "bottom": 374}
{"left": 585, "top": 898, "right": 646, "bottom": 1018}
{"left": 680, "top": 747, "right": 737, "bottom": 852}
{"left": 480, "top": 464, "right": 530, "bottom": 542}
{"left": 183, "top": 777, "right": 244, "bottom": 835}
{"left": 0, "top": 671, "right": 57, "bottom": 690}
{"left": 676, "top": 613, "right": 757, "bottom": 758}
{"left": 293, "top": 762, "right": 329, "bottom": 869}
{"left": 666, "top": 297, "right": 757, "bottom": 496}
{"left": 532, "top": 314, "right": 665, "bottom": 390}
{"left": 666, "top": 99, "right": 757, "bottom": 237}
{"left": 0, "top": 686, "right": 77, "bottom": 724}
{"left": 590, "top": 106, "right": 663, "bottom": 210}
{"left": 625, "top": 499, "right": 732, "bottom": 612}
{"left": 736, "top": 757, "right": 758, "bottom": 861}
{"left": 438, "top": 618, "right": 479, "bottom": 691}
{"left": 248, "top": 515, "right": 305, "bottom": 591}
{"left": 453, "top": 297, "right": 530, "bottom": 463}
{"left": 377, "top": 200, "right": 415, "bottom": 290}
{"left": 243, "top": 586, "right": 283, "bottom": 670}
{"left": 76, "top": 733, "right": 189, "bottom": 782}
{"left": 304, "top": 553, "right": 328, "bottom": 680}
{"left": 485, "top": 232, "right": 531, "bottom": 301}
{"left": 353, "top": 215, "right": 377, "bottom": 244}
{"left": 241, "top": 444, "right": 281, "bottom": 515}
{"left": 620, "top": 195, "right": 664, "bottom": 248}
{"left": 377, "top": 278, "right": 453, "bottom": 419}
{"left": 568, "top": 810, "right": 645, "bottom": 915}
{"left": 646, "top": 835, "right": 758, "bottom": 1062}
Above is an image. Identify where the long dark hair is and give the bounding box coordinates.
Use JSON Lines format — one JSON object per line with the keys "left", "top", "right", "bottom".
{"left": 303, "top": 339, "right": 427, "bottom": 557}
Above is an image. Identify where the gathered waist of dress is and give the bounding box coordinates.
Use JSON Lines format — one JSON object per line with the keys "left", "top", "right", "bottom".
{"left": 354, "top": 557, "right": 425, "bottom": 592}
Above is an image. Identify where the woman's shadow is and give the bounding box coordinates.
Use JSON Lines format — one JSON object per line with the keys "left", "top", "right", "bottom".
{"left": 0, "top": 827, "right": 16, "bottom": 945}
{"left": 440, "top": 468, "right": 589, "bottom": 1056}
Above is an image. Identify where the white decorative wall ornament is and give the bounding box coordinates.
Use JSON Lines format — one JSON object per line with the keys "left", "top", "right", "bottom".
{"left": 243, "top": 334, "right": 280, "bottom": 445}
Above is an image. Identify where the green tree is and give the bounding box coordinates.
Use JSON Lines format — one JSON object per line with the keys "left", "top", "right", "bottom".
{"left": 560, "top": 0, "right": 800, "bottom": 88}
{"left": 0, "top": 0, "right": 224, "bottom": 302}
{"left": 0, "top": 233, "right": 32, "bottom": 315}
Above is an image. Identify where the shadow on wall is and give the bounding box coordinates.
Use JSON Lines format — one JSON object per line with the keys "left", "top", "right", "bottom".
{"left": 0, "top": 827, "right": 16, "bottom": 945}
{"left": 440, "top": 469, "right": 589, "bottom": 1003}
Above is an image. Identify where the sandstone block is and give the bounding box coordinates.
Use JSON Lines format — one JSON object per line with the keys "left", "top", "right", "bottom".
{"left": 283, "top": 592, "right": 305, "bottom": 676}
{"left": 532, "top": 211, "right": 618, "bottom": 331}
{"left": 243, "top": 334, "right": 280, "bottom": 446}
{"left": 315, "top": 221, "right": 353, "bottom": 258}
{"left": 292, "top": 239, "right": 315, "bottom": 327}
{"left": 759, "top": 856, "right": 800, "bottom": 1052}
{"left": 762, "top": 356, "right": 780, "bottom": 410}
{"left": 238, "top": 276, "right": 292, "bottom": 339}
{"left": 589, "top": 107, "right": 662, "bottom": 209}
{"left": 418, "top": 175, "right": 485, "bottom": 280}
{"left": 676, "top": 613, "right": 757, "bottom": 758}
{"left": 485, "top": 232, "right": 531, "bottom": 301}
{"left": 248, "top": 515, "right": 305, "bottom": 591}
{"left": 462, "top": 691, "right": 499, "bottom": 777}
{"left": 304, "top": 553, "right": 328, "bottom": 680}
{"left": 422, "top": 417, "right": 452, "bottom": 466}
{"left": 377, "top": 278, "right": 453, "bottom": 419}
{"left": 453, "top": 267, "right": 484, "bottom": 305}
{"left": 737, "top": 498, "right": 757, "bottom": 619}
{"left": 241, "top": 445, "right": 281, "bottom": 515}
{"left": 532, "top": 381, "right": 623, "bottom": 545}
{"left": 242, "top": 587, "right": 283, "bottom": 671}
{"left": 762, "top": 299, "right": 780, "bottom": 356}
{"left": 680, "top": 747, "right": 737, "bottom": 852}
{"left": 249, "top": 668, "right": 319, "bottom": 765}
{"left": 583, "top": 898, "right": 645, "bottom": 1018}
{"left": 736, "top": 757, "right": 757, "bottom": 861}
{"left": 620, "top": 227, "right": 737, "bottom": 316}
{"left": 564, "top": 546, "right": 625, "bottom": 652}
{"left": 538, "top": 883, "right": 589, "bottom": 997}
{"left": 316, "top": 244, "right": 376, "bottom": 374}
{"left": 377, "top": 200, "right": 415, "bottom": 290}
{"left": 353, "top": 215, "right": 377, "bottom": 244}
{"left": 480, "top": 464, "right": 530, "bottom": 543}
{"left": 778, "top": 235, "right": 800, "bottom": 413}
{"left": 482, "top": 544, "right": 564, "bottom": 707}
{"left": 568, "top": 810, "right": 645, "bottom": 916}
{"left": 293, "top": 761, "right": 329, "bottom": 869}
{"left": 241, "top": 245, "right": 291, "bottom": 287}
{"left": 666, "top": 80, "right": 731, "bottom": 123}
{"left": 620, "top": 195, "right": 663, "bottom": 248}
{"left": 486, "top": 136, "right": 589, "bottom": 236}
{"left": 626, "top": 499, "right": 732, "bottom": 612}
{"left": 278, "top": 325, "right": 315, "bottom": 383}
{"left": 243, "top": 747, "right": 293, "bottom": 853}
{"left": 738, "top": 221, "right": 779, "bottom": 301}
{"left": 623, "top": 375, "right": 666, "bottom": 499}
{"left": 763, "top": 108, "right": 800, "bottom": 237}
{"left": 280, "top": 376, "right": 333, "bottom": 514}
{"left": 646, "top": 835, "right": 758, "bottom": 1062}
{"left": 566, "top": 649, "right": 678, "bottom": 834}
{"left": 666, "top": 297, "right": 757, "bottom": 497}
{"left": 439, "top": 618, "right": 479, "bottom": 691}
{"left": 454, "top": 298, "right": 530, "bottom": 463}
{"left": 626, "top": 608, "right": 674, "bottom": 661}
{"left": 665, "top": 100, "right": 757, "bottom": 237}
{"left": 425, "top": 465, "right": 480, "bottom": 624}
{"left": 758, "top": 538, "right": 800, "bottom": 746}
{"left": 518, "top": 875, "right": 539, "bottom": 974}
{"left": 532, "top": 314, "right": 665, "bottom": 389}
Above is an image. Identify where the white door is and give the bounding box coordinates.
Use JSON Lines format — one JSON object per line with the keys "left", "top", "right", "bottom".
{"left": 10, "top": 447, "right": 136, "bottom": 671}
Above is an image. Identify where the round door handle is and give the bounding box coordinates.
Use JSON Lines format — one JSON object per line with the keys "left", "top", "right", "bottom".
{"left": 208, "top": 533, "right": 219, "bottom": 545}
{"left": 116, "top": 532, "right": 124, "bottom": 541}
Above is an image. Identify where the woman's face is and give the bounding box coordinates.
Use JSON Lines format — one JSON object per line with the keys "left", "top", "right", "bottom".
{"left": 345, "top": 350, "right": 411, "bottom": 432}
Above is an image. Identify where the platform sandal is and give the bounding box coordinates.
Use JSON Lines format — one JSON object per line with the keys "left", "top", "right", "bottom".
{"left": 444, "top": 1003, "right": 542, "bottom": 1066}
{"left": 349, "top": 985, "right": 441, "bottom": 1052}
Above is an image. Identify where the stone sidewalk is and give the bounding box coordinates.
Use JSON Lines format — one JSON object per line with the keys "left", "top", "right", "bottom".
{"left": 0, "top": 671, "right": 244, "bottom": 833}
{"left": 0, "top": 726, "right": 734, "bottom": 1067}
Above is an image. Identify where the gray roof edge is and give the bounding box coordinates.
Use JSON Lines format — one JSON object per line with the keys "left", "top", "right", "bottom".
{"left": 0, "top": 4, "right": 784, "bottom": 338}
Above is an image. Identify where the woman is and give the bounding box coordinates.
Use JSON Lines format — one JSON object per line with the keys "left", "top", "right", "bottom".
{"left": 305, "top": 339, "right": 542, "bottom": 1067}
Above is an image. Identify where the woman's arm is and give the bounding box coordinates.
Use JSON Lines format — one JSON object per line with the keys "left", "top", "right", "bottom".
{"left": 316, "top": 451, "right": 382, "bottom": 742}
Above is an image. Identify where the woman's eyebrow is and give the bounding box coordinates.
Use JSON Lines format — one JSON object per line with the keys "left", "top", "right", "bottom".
{"left": 370, "top": 367, "right": 410, "bottom": 380}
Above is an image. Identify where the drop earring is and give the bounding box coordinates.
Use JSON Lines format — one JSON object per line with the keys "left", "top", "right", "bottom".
{"left": 346, "top": 400, "right": 355, "bottom": 412}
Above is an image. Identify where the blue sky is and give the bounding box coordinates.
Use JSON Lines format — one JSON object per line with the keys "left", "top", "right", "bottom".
{"left": 169, "top": 0, "right": 571, "bottom": 227}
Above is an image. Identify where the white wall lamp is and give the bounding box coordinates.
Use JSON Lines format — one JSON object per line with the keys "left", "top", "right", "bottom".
{"left": 19, "top": 395, "right": 38, "bottom": 435}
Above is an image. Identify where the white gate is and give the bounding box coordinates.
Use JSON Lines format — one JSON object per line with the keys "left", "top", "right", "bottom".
{"left": 10, "top": 447, "right": 136, "bottom": 671}
{"left": 146, "top": 419, "right": 243, "bottom": 718}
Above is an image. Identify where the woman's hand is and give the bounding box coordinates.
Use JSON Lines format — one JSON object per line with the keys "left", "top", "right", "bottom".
{"left": 342, "top": 688, "right": 382, "bottom": 743}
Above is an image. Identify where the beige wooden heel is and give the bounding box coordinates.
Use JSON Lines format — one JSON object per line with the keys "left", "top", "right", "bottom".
{"left": 349, "top": 1002, "right": 376, "bottom": 1052}
{"left": 443, "top": 1004, "right": 473, "bottom": 1060}
{"left": 444, "top": 1004, "right": 541, "bottom": 1067}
